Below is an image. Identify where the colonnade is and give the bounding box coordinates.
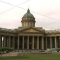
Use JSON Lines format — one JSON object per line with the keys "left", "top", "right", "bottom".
{"left": 17, "top": 36, "right": 43, "bottom": 50}
{"left": 0, "top": 36, "right": 15, "bottom": 49}
{"left": 45, "top": 36, "right": 60, "bottom": 49}
{"left": 0, "top": 35, "right": 60, "bottom": 50}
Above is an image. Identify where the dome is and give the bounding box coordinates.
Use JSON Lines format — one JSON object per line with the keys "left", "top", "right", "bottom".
{"left": 21, "top": 9, "right": 36, "bottom": 27}
{"left": 22, "top": 9, "right": 34, "bottom": 18}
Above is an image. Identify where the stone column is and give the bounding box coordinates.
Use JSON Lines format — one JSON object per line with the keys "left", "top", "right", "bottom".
{"left": 41, "top": 36, "right": 44, "bottom": 49}
{"left": 22, "top": 36, "right": 24, "bottom": 49}
{"left": 59, "top": 36, "right": 60, "bottom": 48}
{"left": 27, "top": 36, "right": 29, "bottom": 49}
{"left": 55, "top": 37, "right": 57, "bottom": 48}
{"left": 13, "top": 36, "right": 15, "bottom": 49}
{"left": 17, "top": 36, "right": 19, "bottom": 50}
{"left": 9, "top": 36, "right": 10, "bottom": 48}
{"left": 46, "top": 37, "right": 47, "bottom": 49}
{"left": 37, "top": 36, "right": 39, "bottom": 49}
{"left": 50, "top": 37, "right": 52, "bottom": 48}
{"left": 7, "top": 36, "right": 9, "bottom": 47}
{"left": 32, "top": 36, "right": 34, "bottom": 49}
{"left": 0, "top": 36, "right": 2, "bottom": 47}
{"left": 4, "top": 36, "right": 6, "bottom": 47}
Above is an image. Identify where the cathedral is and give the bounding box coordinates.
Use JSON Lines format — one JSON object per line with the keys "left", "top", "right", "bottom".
{"left": 0, "top": 9, "right": 60, "bottom": 51}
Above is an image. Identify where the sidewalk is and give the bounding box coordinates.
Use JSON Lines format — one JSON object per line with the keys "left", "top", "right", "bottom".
{"left": 0, "top": 52, "right": 19, "bottom": 57}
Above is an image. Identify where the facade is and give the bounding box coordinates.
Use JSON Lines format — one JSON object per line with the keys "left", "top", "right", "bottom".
{"left": 0, "top": 9, "right": 60, "bottom": 50}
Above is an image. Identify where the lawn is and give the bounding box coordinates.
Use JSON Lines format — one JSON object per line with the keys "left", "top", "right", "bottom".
{"left": 0, "top": 53, "right": 60, "bottom": 60}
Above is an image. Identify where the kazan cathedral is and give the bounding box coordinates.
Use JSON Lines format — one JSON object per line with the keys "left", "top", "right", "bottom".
{"left": 0, "top": 9, "right": 60, "bottom": 51}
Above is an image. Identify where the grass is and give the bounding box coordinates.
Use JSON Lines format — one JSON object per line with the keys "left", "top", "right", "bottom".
{"left": 0, "top": 53, "right": 60, "bottom": 60}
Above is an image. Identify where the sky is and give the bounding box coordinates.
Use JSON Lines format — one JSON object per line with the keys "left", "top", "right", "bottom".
{"left": 0, "top": 0, "right": 60, "bottom": 30}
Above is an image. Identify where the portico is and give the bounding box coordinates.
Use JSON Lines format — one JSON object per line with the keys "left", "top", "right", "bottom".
{"left": 17, "top": 36, "right": 44, "bottom": 50}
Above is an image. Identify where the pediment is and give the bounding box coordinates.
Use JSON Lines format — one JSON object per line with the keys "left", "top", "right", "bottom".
{"left": 20, "top": 28, "right": 40, "bottom": 33}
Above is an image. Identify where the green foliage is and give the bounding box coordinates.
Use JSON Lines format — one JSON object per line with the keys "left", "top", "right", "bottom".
{"left": 56, "top": 48, "right": 60, "bottom": 52}
{"left": 0, "top": 47, "right": 2, "bottom": 52}
{"left": 0, "top": 47, "right": 14, "bottom": 53}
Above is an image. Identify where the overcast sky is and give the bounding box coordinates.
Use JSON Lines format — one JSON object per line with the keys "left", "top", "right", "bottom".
{"left": 0, "top": 0, "right": 60, "bottom": 30}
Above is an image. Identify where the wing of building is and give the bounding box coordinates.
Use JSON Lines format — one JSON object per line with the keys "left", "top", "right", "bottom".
{"left": 0, "top": 9, "right": 60, "bottom": 51}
